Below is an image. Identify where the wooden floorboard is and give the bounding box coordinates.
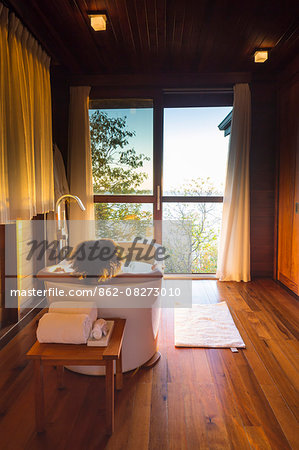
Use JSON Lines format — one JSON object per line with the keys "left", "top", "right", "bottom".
{"left": 0, "top": 279, "right": 298, "bottom": 449}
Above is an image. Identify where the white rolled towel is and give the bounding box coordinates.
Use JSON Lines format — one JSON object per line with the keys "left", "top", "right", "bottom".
{"left": 37, "top": 312, "right": 92, "bottom": 344}
{"left": 92, "top": 319, "right": 109, "bottom": 340}
{"left": 49, "top": 301, "right": 97, "bottom": 324}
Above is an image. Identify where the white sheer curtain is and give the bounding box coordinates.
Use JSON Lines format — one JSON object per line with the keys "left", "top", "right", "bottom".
{"left": 216, "top": 84, "right": 251, "bottom": 282}
{"left": 68, "top": 86, "right": 95, "bottom": 245}
{"left": 0, "top": 9, "right": 54, "bottom": 222}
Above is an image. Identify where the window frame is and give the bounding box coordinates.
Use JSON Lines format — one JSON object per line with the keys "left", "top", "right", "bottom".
{"left": 90, "top": 89, "right": 232, "bottom": 272}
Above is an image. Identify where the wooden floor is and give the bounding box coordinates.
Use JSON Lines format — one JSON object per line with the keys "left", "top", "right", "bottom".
{"left": 0, "top": 279, "right": 298, "bottom": 449}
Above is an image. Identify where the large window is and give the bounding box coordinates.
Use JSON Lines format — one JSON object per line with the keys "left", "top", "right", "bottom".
{"left": 90, "top": 97, "right": 232, "bottom": 274}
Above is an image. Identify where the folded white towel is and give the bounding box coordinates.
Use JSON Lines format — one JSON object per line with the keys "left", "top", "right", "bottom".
{"left": 37, "top": 312, "right": 92, "bottom": 344}
{"left": 49, "top": 301, "right": 97, "bottom": 324}
{"left": 92, "top": 318, "right": 108, "bottom": 340}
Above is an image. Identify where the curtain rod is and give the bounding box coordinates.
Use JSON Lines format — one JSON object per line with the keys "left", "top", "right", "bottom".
{"left": 2, "top": 0, "right": 51, "bottom": 60}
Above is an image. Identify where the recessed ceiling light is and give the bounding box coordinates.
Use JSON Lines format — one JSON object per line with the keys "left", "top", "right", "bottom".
{"left": 89, "top": 13, "right": 107, "bottom": 31}
{"left": 254, "top": 50, "right": 268, "bottom": 63}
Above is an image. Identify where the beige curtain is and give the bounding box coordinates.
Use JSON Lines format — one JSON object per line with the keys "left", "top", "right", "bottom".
{"left": 216, "top": 83, "right": 251, "bottom": 282}
{"left": 0, "top": 10, "right": 54, "bottom": 222}
{"left": 68, "top": 86, "right": 95, "bottom": 245}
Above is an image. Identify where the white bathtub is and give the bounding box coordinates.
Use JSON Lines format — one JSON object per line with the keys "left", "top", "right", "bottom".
{"left": 42, "top": 241, "right": 163, "bottom": 374}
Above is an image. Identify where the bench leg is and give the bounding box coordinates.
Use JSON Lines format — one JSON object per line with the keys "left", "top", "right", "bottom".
{"left": 116, "top": 350, "right": 123, "bottom": 390}
{"left": 105, "top": 360, "right": 114, "bottom": 435}
{"left": 34, "top": 360, "right": 45, "bottom": 433}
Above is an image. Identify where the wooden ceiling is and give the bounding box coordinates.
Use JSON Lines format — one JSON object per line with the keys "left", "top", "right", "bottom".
{"left": 7, "top": 0, "right": 299, "bottom": 75}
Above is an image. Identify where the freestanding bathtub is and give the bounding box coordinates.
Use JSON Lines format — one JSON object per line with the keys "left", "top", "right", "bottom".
{"left": 38, "top": 241, "right": 163, "bottom": 374}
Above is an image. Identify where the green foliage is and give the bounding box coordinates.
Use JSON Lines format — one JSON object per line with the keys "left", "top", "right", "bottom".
{"left": 94, "top": 203, "right": 152, "bottom": 241}
{"left": 163, "top": 178, "right": 222, "bottom": 273}
{"left": 90, "top": 110, "right": 152, "bottom": 239}
{"left": 90, "top": 111, "right": 150, "bottom": 195}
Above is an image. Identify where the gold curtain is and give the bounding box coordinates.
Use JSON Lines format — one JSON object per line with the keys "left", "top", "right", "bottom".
{"left": 0, "top": 8, "right": 54, "bottom": 222}
{"left": 0, "top": 5, "right": 9, "bottom": 223}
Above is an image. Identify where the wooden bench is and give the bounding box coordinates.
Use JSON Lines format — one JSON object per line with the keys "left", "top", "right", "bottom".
{"left": 26, "top": 318, "right": 126, "bottom": 435}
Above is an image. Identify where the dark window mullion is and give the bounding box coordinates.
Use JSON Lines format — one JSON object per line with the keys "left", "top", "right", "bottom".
{"left": 162, "top": 196, "right": 223, "bottom": 203}
{"left": 93, "top": 195, "right": 155, "bottom": 203}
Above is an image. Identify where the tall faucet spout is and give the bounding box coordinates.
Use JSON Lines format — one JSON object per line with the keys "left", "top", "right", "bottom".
{"left": 56, "top": 194, "right": 86, "bottom": 233}
{"left": 55, "top": 194, "right": 86, "bottom": 213}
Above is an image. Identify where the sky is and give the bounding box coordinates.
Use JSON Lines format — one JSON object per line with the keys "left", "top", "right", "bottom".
{"left": 164, "top": 107, "right": 232, "bottom": 194}
{"left": 90, "top": 106, "right": 232, "bottom": 194}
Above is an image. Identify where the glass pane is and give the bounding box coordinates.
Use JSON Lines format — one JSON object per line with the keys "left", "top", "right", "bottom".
{"left": 94, "top": 203, "right": 153, "bottom": 241}
{"left": 163, "top": 202, "right": 223, "bottom": 273}
{"left": 163, "top": 107, "right": 231, "bottom": 196}
{"left": 90, "top": 100, "right": 153, "bottom": 195}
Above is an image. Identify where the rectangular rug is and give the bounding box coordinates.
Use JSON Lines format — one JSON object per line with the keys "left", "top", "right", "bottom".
{"left": 174, "top": 301, "right": 245, "bottom": 348}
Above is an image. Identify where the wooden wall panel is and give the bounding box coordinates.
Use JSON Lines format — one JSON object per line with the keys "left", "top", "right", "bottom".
{"left": 277, "top": 60, "right": 299, "bottom": 295}
{"left": 250, "top": 80, "right": 277, "bottom": 277}
{"left": 50, "top": 67, "right": 70, "bottom": 166}
{"left": 1, "top": 224, "right": 18, "bottom": 327}
{"left": 0, "top": 226, "right": 5, "bottom": 327}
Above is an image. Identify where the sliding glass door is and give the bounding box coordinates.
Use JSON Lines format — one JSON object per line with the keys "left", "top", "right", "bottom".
{"left": 162, "top": 107, "right": 231, "bottom": 274}
{"left": 90, "top": 96, "right": 232, "bottom": 274}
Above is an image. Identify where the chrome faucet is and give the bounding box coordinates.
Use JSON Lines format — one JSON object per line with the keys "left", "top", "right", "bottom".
{"left": 55, "top": 194, "right": 86, "bottom": 240}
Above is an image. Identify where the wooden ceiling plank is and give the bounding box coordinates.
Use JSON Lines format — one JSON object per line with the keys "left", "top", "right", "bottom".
{"left": 195, "top": 0, "right": 221, "bottom": 71}
{"left": 143, "top": 0, "right": 152, "bottom": 53}
{"left": 70, "top": 0, "right": 113, "bottom": 72}
{"left": 133, "top": 0, "right": 150, "bottom": 52}
{"left": 91, "top": 0, "right": 122, "bottom": 72}
{"left": 180, "top": 0, "right": 200, "bottom": 72}
{"left": 114, "top": 0, "right": 136, "bottom": 52}
{"left": 38, "top": 0, "right": 97, "bottom": 72}
{"left": 154, "top": 0, "right": 167, "bottom": 71}
{"left": 145, "top": 0, "right": 160, "bottom": 56}
{"left": 123, "top": 0, "right": 141, "bottom": 52}
{"left": 132, "top": 0, "right": 152, "bottom": 72}
{"left": 204, "top": 0, "right": 238, "bottom": 72}
{"left": 114, "top": 0, "right": 141, "bottom": 72}
{"left": 126, "top": 0, "right": 153, "bottom": 72}
{"left": 164, "top": 0, "right": 176, "bottom": 70}
{"left": 6, "top": 0, "right": 299, "bottom": 75}
{"left": 94, "top": 0, "right": 129, "bottom": 72}
{"left": 102, "top": 0, "right": 122, "bottom": 46}
{"left": 171, "top": 0, "right": 186, "bottom": 71}
{"left": 155, "top": 0, "right": 167, "bottom": 51}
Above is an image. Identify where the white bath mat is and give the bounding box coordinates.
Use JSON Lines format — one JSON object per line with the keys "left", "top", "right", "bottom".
{"left": 174, "top": 301, "right": 245, "bottom": 348}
